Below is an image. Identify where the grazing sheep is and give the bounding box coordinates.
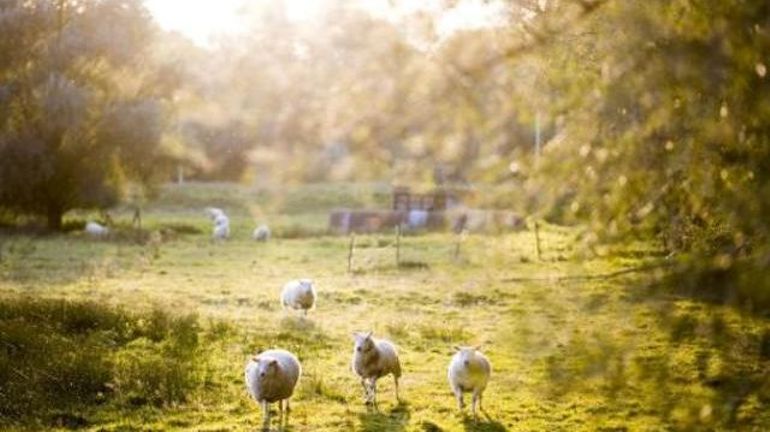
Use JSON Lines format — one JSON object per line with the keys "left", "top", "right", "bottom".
{"left": 448, "top": 346, "right": 491, "bottom": 420}
{"left": 84, "top": 221, "right": 109, "bottom": 237}
{"left": 205, "top": 207, "right": 226, "bottom": 220}
{"left": 351, "top": 331, "right": 401, "bottom": 407}
{"left": 280, "top": 279, "right": 316, "bottom": 315}
{"left": 245, "top": 349, "right": 301, "bottom": 428}
{"left": 212, "top": 214, "right": 230, "bottom": 241}
{"left": 253, "top": 224, "right": 271, "bottom": 242}
{"left": 213, "top": 213, "right": 229, "bottom": 226}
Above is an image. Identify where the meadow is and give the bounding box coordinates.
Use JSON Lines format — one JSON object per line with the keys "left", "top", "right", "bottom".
{"left": 1, "top": 183, "right": 768, "bottom": 431}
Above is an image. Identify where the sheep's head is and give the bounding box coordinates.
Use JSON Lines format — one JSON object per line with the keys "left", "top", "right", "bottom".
{"left": 453, "top": 345, "right": 482, "bottom": 367}
{"left": 300, "top": 279, "right": 314, "bottom": 294}
{"left": 352, "top": 331, "right": 375, "bottom": 354}
{"left": 253, "top": 357, "right": 279, "bottom": 378}
{"left": 205, "top": 207, "right": 225, "bottom": 220}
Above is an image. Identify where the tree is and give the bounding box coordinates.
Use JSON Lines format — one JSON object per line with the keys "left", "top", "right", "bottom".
{"left": 511, "top": 0, "right": 770, "bottom": 308}
{"left": 0, "top": 0, "right": 177, "bottom": 229}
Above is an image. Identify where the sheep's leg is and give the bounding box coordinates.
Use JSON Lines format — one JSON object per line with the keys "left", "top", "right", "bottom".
{"left": 371, "top": 378, "right": 379, "bottom": 409}
{"left": 282, "top": 399, "right": 291, "bottom": 429}
{"left": 471, "top": 390, "right": 481, "bottom": 421}
{"left": 260, "top": 400, "right": 270, "bottom": 430}
{"left": 394, "top": 376, "right": 400, "bottom": 402}
{"left": 478, "top": 391, "right": 485, "bottom": 414}
{"left": 360, "top": 378, "right": 369, "bottom": 403}
{"left": 453, "top": 386, "right": 464, "bottom": 411}
{"left": 278, "top": 399, "right": 290, "bottom": 428}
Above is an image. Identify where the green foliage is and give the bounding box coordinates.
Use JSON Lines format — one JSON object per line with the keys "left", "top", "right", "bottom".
{"left": 537, "top": 1, "right": 770, "bottom": 250}
{"left": 0, "top": 298, "right": 203, "bottom": 425}
{"left": 0, "top": 199, "right": 769, "bottom": 429}
{"left": 0, "top": 0, "right": 178, "bottom": 229}
{"left": 513, "top": 0, "right": 770, "bottom": 308}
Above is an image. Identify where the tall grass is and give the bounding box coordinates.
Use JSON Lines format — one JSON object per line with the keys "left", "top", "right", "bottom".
{"left": 0, "top": 298, "right": 205, "bottom": 426}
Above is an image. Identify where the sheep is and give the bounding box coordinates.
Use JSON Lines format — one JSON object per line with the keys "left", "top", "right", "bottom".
{"left": 245, "top": 349, "right": 301, "bottom": 429}
{"left": 213, "top": 213, "right": 229, "bottom": 227}
{"left": 351, "top": 331, "right": 401, "bottom": 407}
{"left": 447, "top": 346, "right": 491, "bottom": 420}
{"left": 280, "top": 279, "right": 316, "bottom": 316}
{"left": 85, "top": 221, "right": 109, "bottom": 237}
{"left": 205, "top": 207, "right": 226, "bottom": 220}
{"left": 212, "top": 214, "right": 230, "bottom": 241}
{"left": 253, "top": 224, "right": 271, "bottom": 242}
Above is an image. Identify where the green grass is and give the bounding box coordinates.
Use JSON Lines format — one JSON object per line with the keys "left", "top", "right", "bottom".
{"left": 0, "top": 183, "right": 769, "bottom": 431}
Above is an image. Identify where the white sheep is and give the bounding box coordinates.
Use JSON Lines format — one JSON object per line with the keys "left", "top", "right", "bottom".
{"left": 351, "top": 331, "right": 401, "bottom": 407}
{"left": 84, "top": 221, "right": 109, "bottom": 237}
{"left": 253, "top": 224, "right": 271, "bottom": 242}
{"left": 212, "top": 214, "right": 230, "bottom": 241}
{"left": 245, "top": 349, "right": 301, "bottom": 428}
{"left": 213, "top": 213, "right": 229, "bottom": 226}
{"left": 205, "top": 207, "right": 226, "bottom": 220}
{"left": 280, "top": 279, "right": 316, "bottom": 316}
{"left": 447, "top": 346, "right": 491, "bottom": 420}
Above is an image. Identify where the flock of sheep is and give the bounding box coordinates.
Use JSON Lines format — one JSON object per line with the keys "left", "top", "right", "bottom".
{"left": 206, "top": 207, "right": 271, "bottom": 242}
{"left": 84, "top": 207, "right": 271, "bottom": 241}
{"left": 246, "top": 279, "right": 492, "bottom": 429}
{"left": 84, "top": 207, "right": 492, "bottom": 428}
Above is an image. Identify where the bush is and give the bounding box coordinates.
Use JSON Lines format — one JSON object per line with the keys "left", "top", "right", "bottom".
{"left": 0, "top": 298, "right": 203, "bottom": 425}
{"left": 112, "top": 338, "right": 197, "bottom": 407}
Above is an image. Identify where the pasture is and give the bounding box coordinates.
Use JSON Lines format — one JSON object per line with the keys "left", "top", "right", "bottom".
{"left": 1, "top": 183, "right": 768, "bottom": 431}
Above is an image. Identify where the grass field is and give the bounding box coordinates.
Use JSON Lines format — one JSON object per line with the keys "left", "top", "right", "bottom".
{"left": 1, "top": 183, "right": 769, "bottom": 431}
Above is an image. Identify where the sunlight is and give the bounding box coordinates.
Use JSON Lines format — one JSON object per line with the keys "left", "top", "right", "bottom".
{"left": 145, "top": 0, "right": 505, "bottom": 46}
{"left": 145, "top": 0, "right": 247, "bottom": 45}
{"left": 145, "top": 0, "right": 332, "bottom": 45}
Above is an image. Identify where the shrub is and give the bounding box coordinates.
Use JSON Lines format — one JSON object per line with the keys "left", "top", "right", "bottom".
{"left": 0, "top": 298, "right": 204, "bottom": 425}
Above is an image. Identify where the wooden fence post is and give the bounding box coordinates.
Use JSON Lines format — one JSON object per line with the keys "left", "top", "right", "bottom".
{"left": 453, "top": 229, "right": 465, "bottom": 261}
{"left": 347, "top": 234, "right": 356, "bottom": 273}
{"left": 395, "top": 224, "right": 401, "bottom": 267}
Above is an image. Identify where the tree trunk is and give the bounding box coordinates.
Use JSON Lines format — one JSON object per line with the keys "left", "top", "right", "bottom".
{"left": 47, "top": 205, "right": 64, "bottom": 231}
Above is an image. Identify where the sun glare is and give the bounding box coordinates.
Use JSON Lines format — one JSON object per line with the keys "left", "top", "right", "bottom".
{"left": 145, "top": 0, "right": 247, "bottom": 45}
{"left": 145, "top": 0, "right": 504, "bottom": 46}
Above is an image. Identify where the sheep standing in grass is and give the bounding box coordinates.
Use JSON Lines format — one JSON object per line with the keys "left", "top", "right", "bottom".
{"left": 205, "top": 207, "right": 225, "bottom": 220}
{"left": 85, "top": 221, "right": 109, "bottom": 237}
{"left": 351, "top": 331, "right": 401, "bottom": 407}
{"left": 280, "top": 279, "right": 316, "bottom": 316}
{"left": 245, "top": 349, "right": 301, "bottom": 429}
{"left": 253, "top": 224, "right": 271, "bottom": 242}
{"left": 448, "top": 346, "right": 491, "bottom": 420}
{"left": 212, "top": 214, "right": 230, "bottom": 241}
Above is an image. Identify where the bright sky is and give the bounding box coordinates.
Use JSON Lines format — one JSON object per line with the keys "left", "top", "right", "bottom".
{"left": 145, "top": 0, "right": 505, "bottom": 46}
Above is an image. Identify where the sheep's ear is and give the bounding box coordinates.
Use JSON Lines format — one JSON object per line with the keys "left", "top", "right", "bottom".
{"left": 452, "top": 345, "right": 462, "bottom": 352}
{"left": 473, "top": 344, "right": 483, "bottom": 352}
{"left": 251, "top": 356, "right": 260, "bottom": 363}
{"left": 352, "top": 332, "right": 360, "bottom": 339}
{"left": 364, "top": 331, "right": 373, "bottom": 339}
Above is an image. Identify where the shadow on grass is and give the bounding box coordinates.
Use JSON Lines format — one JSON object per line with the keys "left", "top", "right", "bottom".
{"left": 259, "top": 407, "right": 294, "bottom": 432}
{"left": 461, "top": 413, "right": 507, "bottom": 432}
{"left": 358, "top": 401, "right": 411, "bottom": 432}
{"left": 531, "top": 269, "right": 770, "bottom": 430}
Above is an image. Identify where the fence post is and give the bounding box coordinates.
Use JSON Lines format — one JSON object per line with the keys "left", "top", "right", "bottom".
{"left": 453, "top": 229, "right": 466, "bottom": 261}
{"left": 395, "top": 224, "right": 401, "bottom": 267}
{"left": 534, "top": 220, "right": 542, "bottom": 260}
{"left": 347, "top": 234, "right": 356, "bottom": 273}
